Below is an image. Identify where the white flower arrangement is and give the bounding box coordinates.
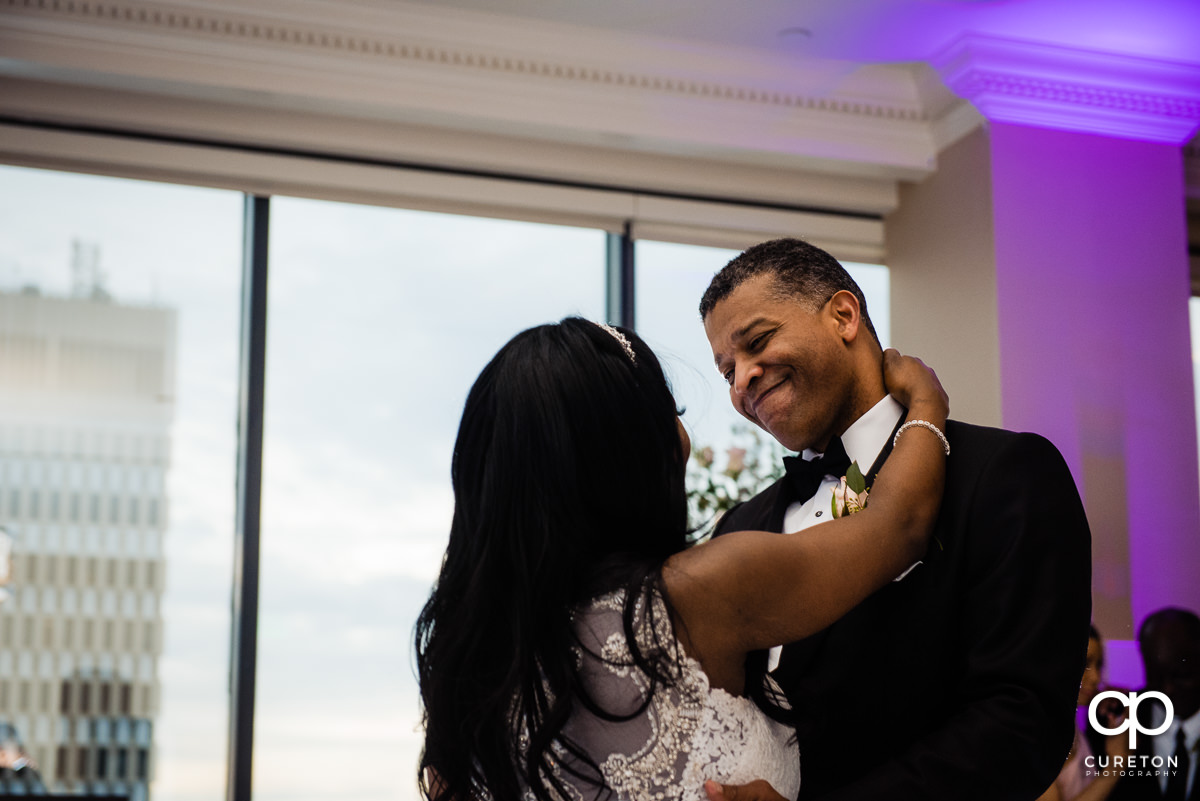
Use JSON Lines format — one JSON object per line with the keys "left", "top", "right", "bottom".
{"left": 686, "top": 424, "right": 788, "bottom": 538}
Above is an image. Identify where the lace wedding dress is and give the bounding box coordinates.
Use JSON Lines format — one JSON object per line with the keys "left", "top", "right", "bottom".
{"left": 523, "top": 590, "right": 801, "bottom": 801}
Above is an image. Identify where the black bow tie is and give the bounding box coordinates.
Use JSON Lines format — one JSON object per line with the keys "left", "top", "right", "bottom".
{"left": 782, "top": 437, "right": 852, "bottom": 504}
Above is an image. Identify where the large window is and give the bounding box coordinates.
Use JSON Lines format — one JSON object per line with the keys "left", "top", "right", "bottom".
{"left": 0, "top": 162, "right": 890, "bottom": 801}
{"left": 254, "top": 197, "right": 605, "bottom": 800}
{"left": 0, "top": 165, "right": 242, "bottom": 799}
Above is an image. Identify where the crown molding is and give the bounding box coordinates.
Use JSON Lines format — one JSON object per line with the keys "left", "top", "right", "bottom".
{"left": 909, "top": 63, "right": 986, "bottom": 154}
{"left": 932, "top": 34, "right": 1200, "bottom": 145}
{"left": 0, "top": 0, "right": 940, "bottom": 179}
{"left": 0, "top": 0, "right": 928, "bottom": 118}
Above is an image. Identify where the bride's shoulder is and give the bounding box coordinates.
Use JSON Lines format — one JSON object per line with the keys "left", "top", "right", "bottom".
{"left": 572, "top": 584, "right": 682, "bottom": 666}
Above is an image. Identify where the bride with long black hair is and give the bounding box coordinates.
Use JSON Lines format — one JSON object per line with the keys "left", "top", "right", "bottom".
{"left": 416, "top": 317, "right": 948, "bottom": 801}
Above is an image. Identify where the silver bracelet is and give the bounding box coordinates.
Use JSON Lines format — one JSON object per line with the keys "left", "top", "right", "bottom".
{"left": 893, "top": 419, "right": 950, "bottom": 456}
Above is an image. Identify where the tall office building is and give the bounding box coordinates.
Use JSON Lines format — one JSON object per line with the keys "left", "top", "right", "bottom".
{"left": 0, "top": 281, "right": 176, "bottom": 799}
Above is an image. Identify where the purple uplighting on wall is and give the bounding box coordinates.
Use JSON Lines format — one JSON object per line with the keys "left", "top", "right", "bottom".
{"left": 911, "top": 0, "right": 1200, "bottom": 643}
{"left": 989, "top": 122, "right": 1200, "bottom": 631}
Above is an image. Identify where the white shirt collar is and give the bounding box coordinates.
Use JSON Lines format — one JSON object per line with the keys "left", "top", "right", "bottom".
{"left": 1177, "top": 706, "right": 1200, "bottom": 747}
{"left": 802, "top": 394, "right": 906, "bottom": 472}
{"left": 1150, "top": 702, "right": 1200, "bottom": 747}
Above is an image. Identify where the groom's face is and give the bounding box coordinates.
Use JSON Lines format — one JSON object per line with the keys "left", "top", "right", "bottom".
{"left": 704, "top": 273, "right": 855, "bottom": 453}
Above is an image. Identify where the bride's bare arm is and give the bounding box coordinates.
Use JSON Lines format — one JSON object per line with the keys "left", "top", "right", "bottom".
{"left": 664, "top": 351, "right": 948, "bottom": 679}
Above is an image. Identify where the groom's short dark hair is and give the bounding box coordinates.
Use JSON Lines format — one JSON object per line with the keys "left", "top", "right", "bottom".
{"left": 699, "top": 237, "right": 879, "bottom": 345}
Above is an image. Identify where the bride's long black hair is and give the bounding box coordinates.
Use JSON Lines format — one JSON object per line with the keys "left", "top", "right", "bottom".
{"left": 417, "top": 318, "right": 792, "bottom": 801}
{"left": 415, "top": 318, "right": 693, "bottom": 801}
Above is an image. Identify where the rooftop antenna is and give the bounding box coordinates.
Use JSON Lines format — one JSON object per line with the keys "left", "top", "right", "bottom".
{"left": 70, "top": 239, "right": 111, "bottom": 301}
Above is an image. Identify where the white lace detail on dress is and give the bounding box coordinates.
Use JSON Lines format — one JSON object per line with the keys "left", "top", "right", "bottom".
{"left": 522, "top": 590, "right": 800, "bottom": 801}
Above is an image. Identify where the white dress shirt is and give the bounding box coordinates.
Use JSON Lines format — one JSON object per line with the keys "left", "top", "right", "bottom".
{"left": 782, "top": 394, "right": 905, "bottom": 534}
{"left": 1153, "top": 705, "right": 1200, "bottom": 797}
{"left": 767, "top": 394, "right": 906, "bottom": 671}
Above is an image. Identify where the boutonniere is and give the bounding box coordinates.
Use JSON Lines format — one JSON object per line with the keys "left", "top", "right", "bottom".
{"left": 832, "top": 460, "right": 945, "bottom": 553}
{"left": 831, "top": 462, "right": 869, "bottom": 518}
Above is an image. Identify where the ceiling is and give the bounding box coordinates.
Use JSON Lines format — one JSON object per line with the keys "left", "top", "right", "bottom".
{"left": 399, "top": 0, "right": 1200, "bottom": 67}
{"left": 1, "top": 0, "right": 1196, "bottom": 207}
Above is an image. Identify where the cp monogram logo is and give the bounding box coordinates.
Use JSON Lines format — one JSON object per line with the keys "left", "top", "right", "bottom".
{"left": 1089, "top": 690, "right": 1175, "bottom": 748}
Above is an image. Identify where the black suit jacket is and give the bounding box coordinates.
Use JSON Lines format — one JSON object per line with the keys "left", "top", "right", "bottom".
{"left": 715, "top": 420, "right": 1093, "bottom": 801}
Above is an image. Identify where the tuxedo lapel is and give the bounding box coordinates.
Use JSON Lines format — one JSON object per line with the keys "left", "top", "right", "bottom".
{"left": 724, "top": 414, "right": 926, "bottom": 713}
{"left": 863, "top": 414, "right": 906, "bottom": 489}
{"left": 864, "top": 414, "right": 951, "bottom": 575}
{"left": 766, "top": 480, "right": 793, "bottom": 532}
{"left": 777, "top": 415, "right": 915, "bottom": 713}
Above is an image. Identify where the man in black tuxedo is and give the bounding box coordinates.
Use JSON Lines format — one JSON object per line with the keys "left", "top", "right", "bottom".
{"left": 1111, "top": 608, "right": 1200, "bottom": 801}
{"left": 699, "top": 238, "right": 1092, "bottom": 801}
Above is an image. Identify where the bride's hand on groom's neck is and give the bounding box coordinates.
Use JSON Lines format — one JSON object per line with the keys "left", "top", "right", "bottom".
{"left": 882, "top": 348, "right": 948, "bottom": 422}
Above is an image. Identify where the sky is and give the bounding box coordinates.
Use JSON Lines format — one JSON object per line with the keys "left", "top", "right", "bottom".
{"left": 5, "top": 163, "right": 1193, "bottom": 801}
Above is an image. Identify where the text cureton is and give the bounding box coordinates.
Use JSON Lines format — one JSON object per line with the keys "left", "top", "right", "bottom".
{"left": 1085, "top": 756, "right": 1179, "bottom": 769}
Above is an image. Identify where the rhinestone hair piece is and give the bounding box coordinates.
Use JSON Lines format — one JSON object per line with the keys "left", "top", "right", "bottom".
{"left": 596, "top": 322, "right": 636, "bottom": 363}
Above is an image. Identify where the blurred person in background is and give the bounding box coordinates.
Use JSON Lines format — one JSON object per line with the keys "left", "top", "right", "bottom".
{"left": 1112, "top": 608, "right": 1200, "bottom": 801}
{"left": 1038, "top": 625, "right": 1128, "bottom": 801}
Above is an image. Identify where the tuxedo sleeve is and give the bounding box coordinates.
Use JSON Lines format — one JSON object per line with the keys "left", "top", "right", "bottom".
{"left": 825, "top": 432, "right": 1092, "bottom": 801}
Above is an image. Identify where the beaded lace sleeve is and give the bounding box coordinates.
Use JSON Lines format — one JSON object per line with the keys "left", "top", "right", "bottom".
{"left": 526, "top": 590, "right": 800, "bottom": 801}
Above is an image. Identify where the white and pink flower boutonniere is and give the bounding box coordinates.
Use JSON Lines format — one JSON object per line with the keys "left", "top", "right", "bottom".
{"left": 831, "top": 462, "right": 869, "bottom": 518}
{"left": 833, "top": 461, "right": 944, "bottom": 565}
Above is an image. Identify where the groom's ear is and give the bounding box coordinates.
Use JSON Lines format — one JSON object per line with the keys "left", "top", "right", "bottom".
{"left": 827, "top": 290, "right": 862, "bottom": 344}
